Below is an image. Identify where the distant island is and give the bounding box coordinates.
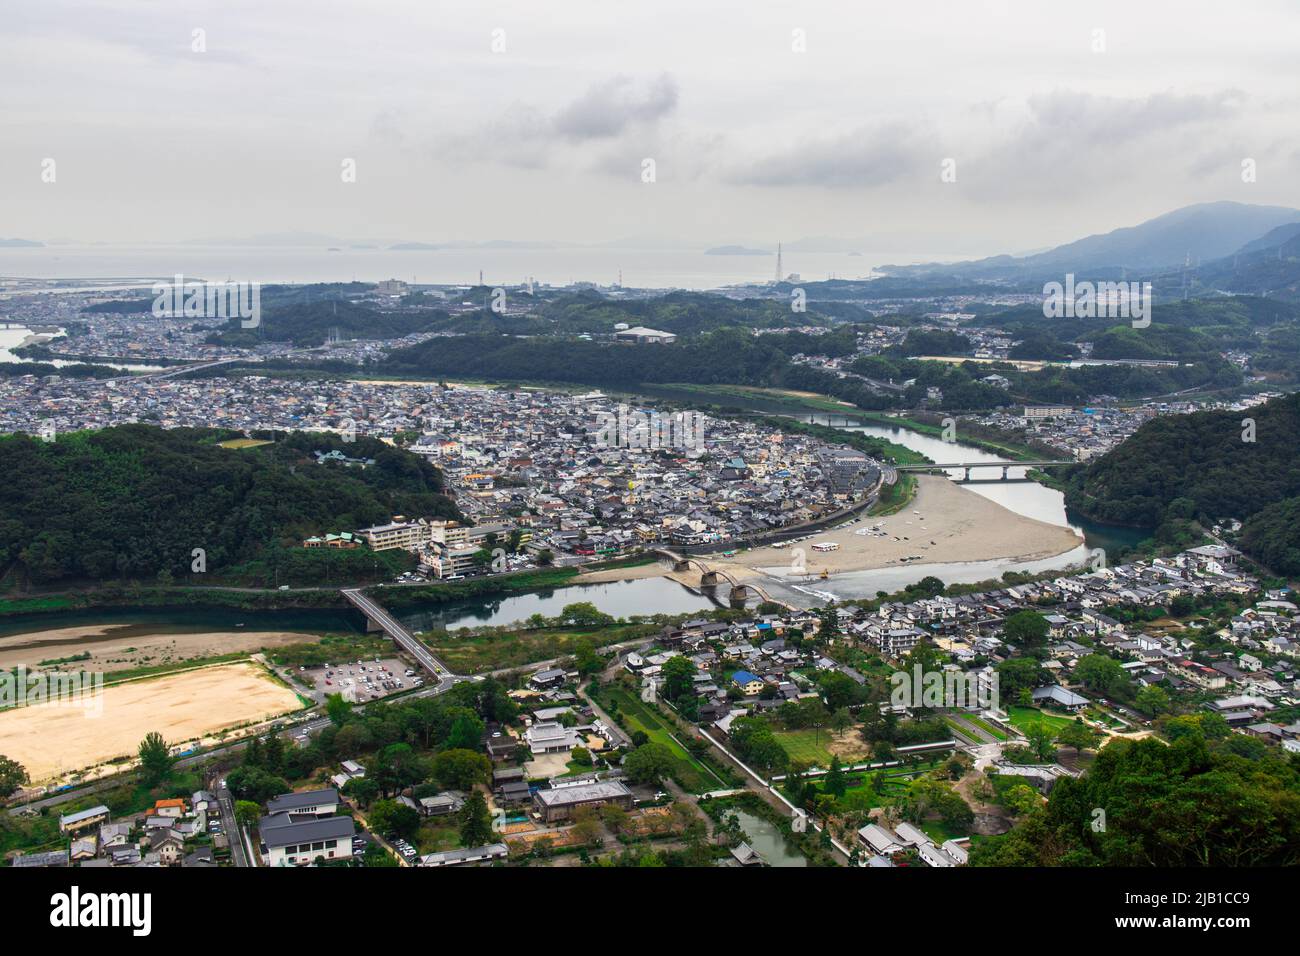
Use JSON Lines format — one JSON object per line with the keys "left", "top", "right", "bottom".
{"left": 704, "top": 245, "right": 770, "bottom": 256}
{"left": 0, "top": 238, "right": 43, "bottom": 248}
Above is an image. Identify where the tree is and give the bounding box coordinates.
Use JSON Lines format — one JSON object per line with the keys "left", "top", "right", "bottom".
{"left": 362, "top": 842, "right": 399, "bottom": 867}
{"left": 573, "top": 640, "right": 602, "bottom": 676}
{"left": 445, "top": 711, "right": 486, "bottom": 751}
{"left": 824, "top": 756, "right": 847, "bottom": 799}
{"left": 1075, "top": 653, "right": 1129, "bottom": 697}
{"left": 831, "top": 707, "right": 853, "bottom": 738}
{"left": 1055, "top": 720, "right": 1099, "bottom": 755}
{"left": 373, "top": 742, "right": 425, "bottom": 796}
{"left": 600, "top": 803, "right": 629, "bottom": 835}
{"left": 234, "top": 800, "right": 261, "bottom": 830}
{"left": 459, "top": 790, "right": 494, "bottom": 846}
{"left": 369, "top": 799, "right": 421, "bottom": 841}
{"left": 560, "top": 601, "right": 614, "bottom": 628}
{"left": 1023, "top": 721, "right": 1058, "bottom": 762}
{"left": 137, "top": 732, "right": 174, "bottom": 786}
{"left": 431, "top": 749, "right": 491, "bottom": 791}
{"left": 342, "top": 776, "right": 380, "bottom": 808}
{"left": 0, "top": 755, "right": 29, "bottom": 798}
{"left": 623, "top": 742, "right": 675, "bottom": 785}
{"left": 1134, "top": 684, "right": 1171, "bottom": 718}
{"left": 225, "top": 766, "right": 291, "bottom": 803}
{"left": 996, "top": 657, "right": 1048, "bottom": 698}
{"left": 661, "top": 655, "right": 697, "bottom": 702}
{"left": 325, "top": 692, "right": 353, "bottom": 726}
{"left": 571, "top": 806, "right": 603, "bottom": 847}
{"left": 1002, "top": 611, "right": 1050, "bottom": 648}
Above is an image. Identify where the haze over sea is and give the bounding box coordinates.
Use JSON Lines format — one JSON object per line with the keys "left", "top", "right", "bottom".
{"left": 0, "top": 244, "right": 962, "bottom": 291}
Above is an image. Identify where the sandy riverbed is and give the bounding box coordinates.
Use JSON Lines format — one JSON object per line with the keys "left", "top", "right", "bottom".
{"left": 0, "top": 625, "right": 310, "bottom": 673}
{"left": 713, "top": 476, "right": 1082, "bottom": 579}
{"left": 0, "top": 662, "right": 304, "bottom": 782}
{"left": 571, "top": 475, "right": 1082, "bottom": 589}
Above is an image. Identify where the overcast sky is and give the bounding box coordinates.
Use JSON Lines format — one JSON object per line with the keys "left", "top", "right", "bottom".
{"left": 4, "top": 0, "right": 1300, "bottom": 257}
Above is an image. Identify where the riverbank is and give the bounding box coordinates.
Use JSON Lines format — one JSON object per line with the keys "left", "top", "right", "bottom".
{"left": 709, "top": 475, "right": 1083, "bottom": 578}
{"left": 0, "top": 623, "right": 310, "bottom": 673}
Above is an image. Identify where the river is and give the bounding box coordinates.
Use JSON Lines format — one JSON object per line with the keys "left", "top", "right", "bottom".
{"left": 0, "top": 326, "right": 164, "bottom": 372}
{"left": 1, "top": 403, "right": 1147, "bottom": 638}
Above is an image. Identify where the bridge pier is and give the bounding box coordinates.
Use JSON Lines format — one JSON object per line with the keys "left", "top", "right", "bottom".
{"left": 963, "top": 466, "right": 971, "bottom": 482}
{"left": 729, "top": 584, "right": 752, "bottom": 606}
{"left": 1002, "top": 464, "right": 1009, "bottom": 480}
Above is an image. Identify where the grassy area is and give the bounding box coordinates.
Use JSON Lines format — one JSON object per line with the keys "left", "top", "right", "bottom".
{"left": 1007, "top": 705, "right": 1076, "bottom": 734}
{"left": 772, "top": 728, "right": 868, "bottom": 768}
{"left": 595, "top": 684, "right": 725, "bottom": 794}
{"left": 964, "top": 714, "right": 1008, "bottom": 741}
{"left": 217, "top": 438, "right": 274, "bottom": 449}
{"left": 942, "top": 718, "right": 980, "bottom": 744}
{"left": 427, "top": 622, "right": 656, "bottom": 674}
{"left": 415, "top": 821, "right": 461, "bottom": 854}
{"left": 0, "top": 594, "right": 79, "bottom": 617}
{"left": 869, "top": 473, "right": 917, "bottom": 516}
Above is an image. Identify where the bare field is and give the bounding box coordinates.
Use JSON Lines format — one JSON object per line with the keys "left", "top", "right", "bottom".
{"left": 0, "top": 662, "right": 304, "bottom": 781}
{"left": 0, "top": 625, "right": 309, "bottom": 673}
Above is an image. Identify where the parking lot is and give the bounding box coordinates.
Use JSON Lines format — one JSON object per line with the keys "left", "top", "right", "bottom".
{"left": 293, "top": 656, "right": 426, "bottom": 704}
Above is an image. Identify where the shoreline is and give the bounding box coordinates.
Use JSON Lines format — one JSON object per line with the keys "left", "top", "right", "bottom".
{"left": 708, "top": 475, "right": 1083, "bottom": 580}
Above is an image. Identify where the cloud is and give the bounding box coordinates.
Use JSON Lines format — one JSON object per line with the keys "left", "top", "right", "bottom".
{"left": 724, "top": 121, "right": 936, "bottom": 188}
{"left": 959, "top": 89, "right": 1252, "bottom": 200}
{"left": 553, "top": 74, "right": 678, "bottom": 142}
{"left": 428, "top": 73, "right": 679, "bottom": 170}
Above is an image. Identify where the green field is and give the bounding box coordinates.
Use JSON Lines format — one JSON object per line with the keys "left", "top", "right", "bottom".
{"left": 596, "top": 685, "right": 725, "bottom": 793}
{"left": 964, "top": 714, "right": 1008, "bottom": 741}
{"left": 773, "top": 729, "right": 869, "bottom": 768}
{"left": 1007, "top": 706, "right": 1076, "bottom": 733}
{"left": 942, "top": 718, "right": 980, "bottom": 744}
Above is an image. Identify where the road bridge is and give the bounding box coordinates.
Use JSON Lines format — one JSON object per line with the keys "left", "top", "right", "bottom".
{"left": 341, "top": 588, "right": 458, "bottom": 681}
{"left": 896, "top": 459, "right": 1073, "bottom": 482}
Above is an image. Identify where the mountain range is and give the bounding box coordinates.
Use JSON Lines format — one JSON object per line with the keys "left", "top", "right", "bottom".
{"left": 881, "top": 201, "right": 1300, "bottom": 280}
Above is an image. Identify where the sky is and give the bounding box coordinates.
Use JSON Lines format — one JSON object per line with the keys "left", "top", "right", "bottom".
{"left": 3, "top": 0, "right": 1300, "bottom": 259}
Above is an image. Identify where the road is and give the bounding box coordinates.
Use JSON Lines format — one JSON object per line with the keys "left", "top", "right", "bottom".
{"left": 341, "top": 588, "right": 458, "bottom": 681}
{"left": 216, "top": 784, "right": 255, "bottom": 867}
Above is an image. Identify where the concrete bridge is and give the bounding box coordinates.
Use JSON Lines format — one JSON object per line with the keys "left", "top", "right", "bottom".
{"left": 654, "top": 549, "right": 796, "bottom": 611}
{"left": 341, "top": 588, "right": 459, "bottom": 682}
{"left": 98, "top": 356, "right": 248, "bottom": 385}
{"left": 895, "top": 459, "right": 1073, "bottom": 482}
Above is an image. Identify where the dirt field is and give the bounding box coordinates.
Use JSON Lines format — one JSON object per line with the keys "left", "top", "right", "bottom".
{"left": 0, "top": 662, "right": 304, "bottom": 782}
{"left": 712, "top": 476, "right": 1083, "bottom": 578}
{"left": 0, "top": 625, "right": 310, "bottom": 673}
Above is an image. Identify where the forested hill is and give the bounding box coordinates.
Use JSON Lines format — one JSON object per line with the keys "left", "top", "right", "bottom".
{"left": 0, "top": 426, "right": 460, "bottom": 585}
{"left": 381, "top": 327, "right": 926, "bottom": 410}
{"left": 1062, "top": 392, "right": 1300, "bottom": 571}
